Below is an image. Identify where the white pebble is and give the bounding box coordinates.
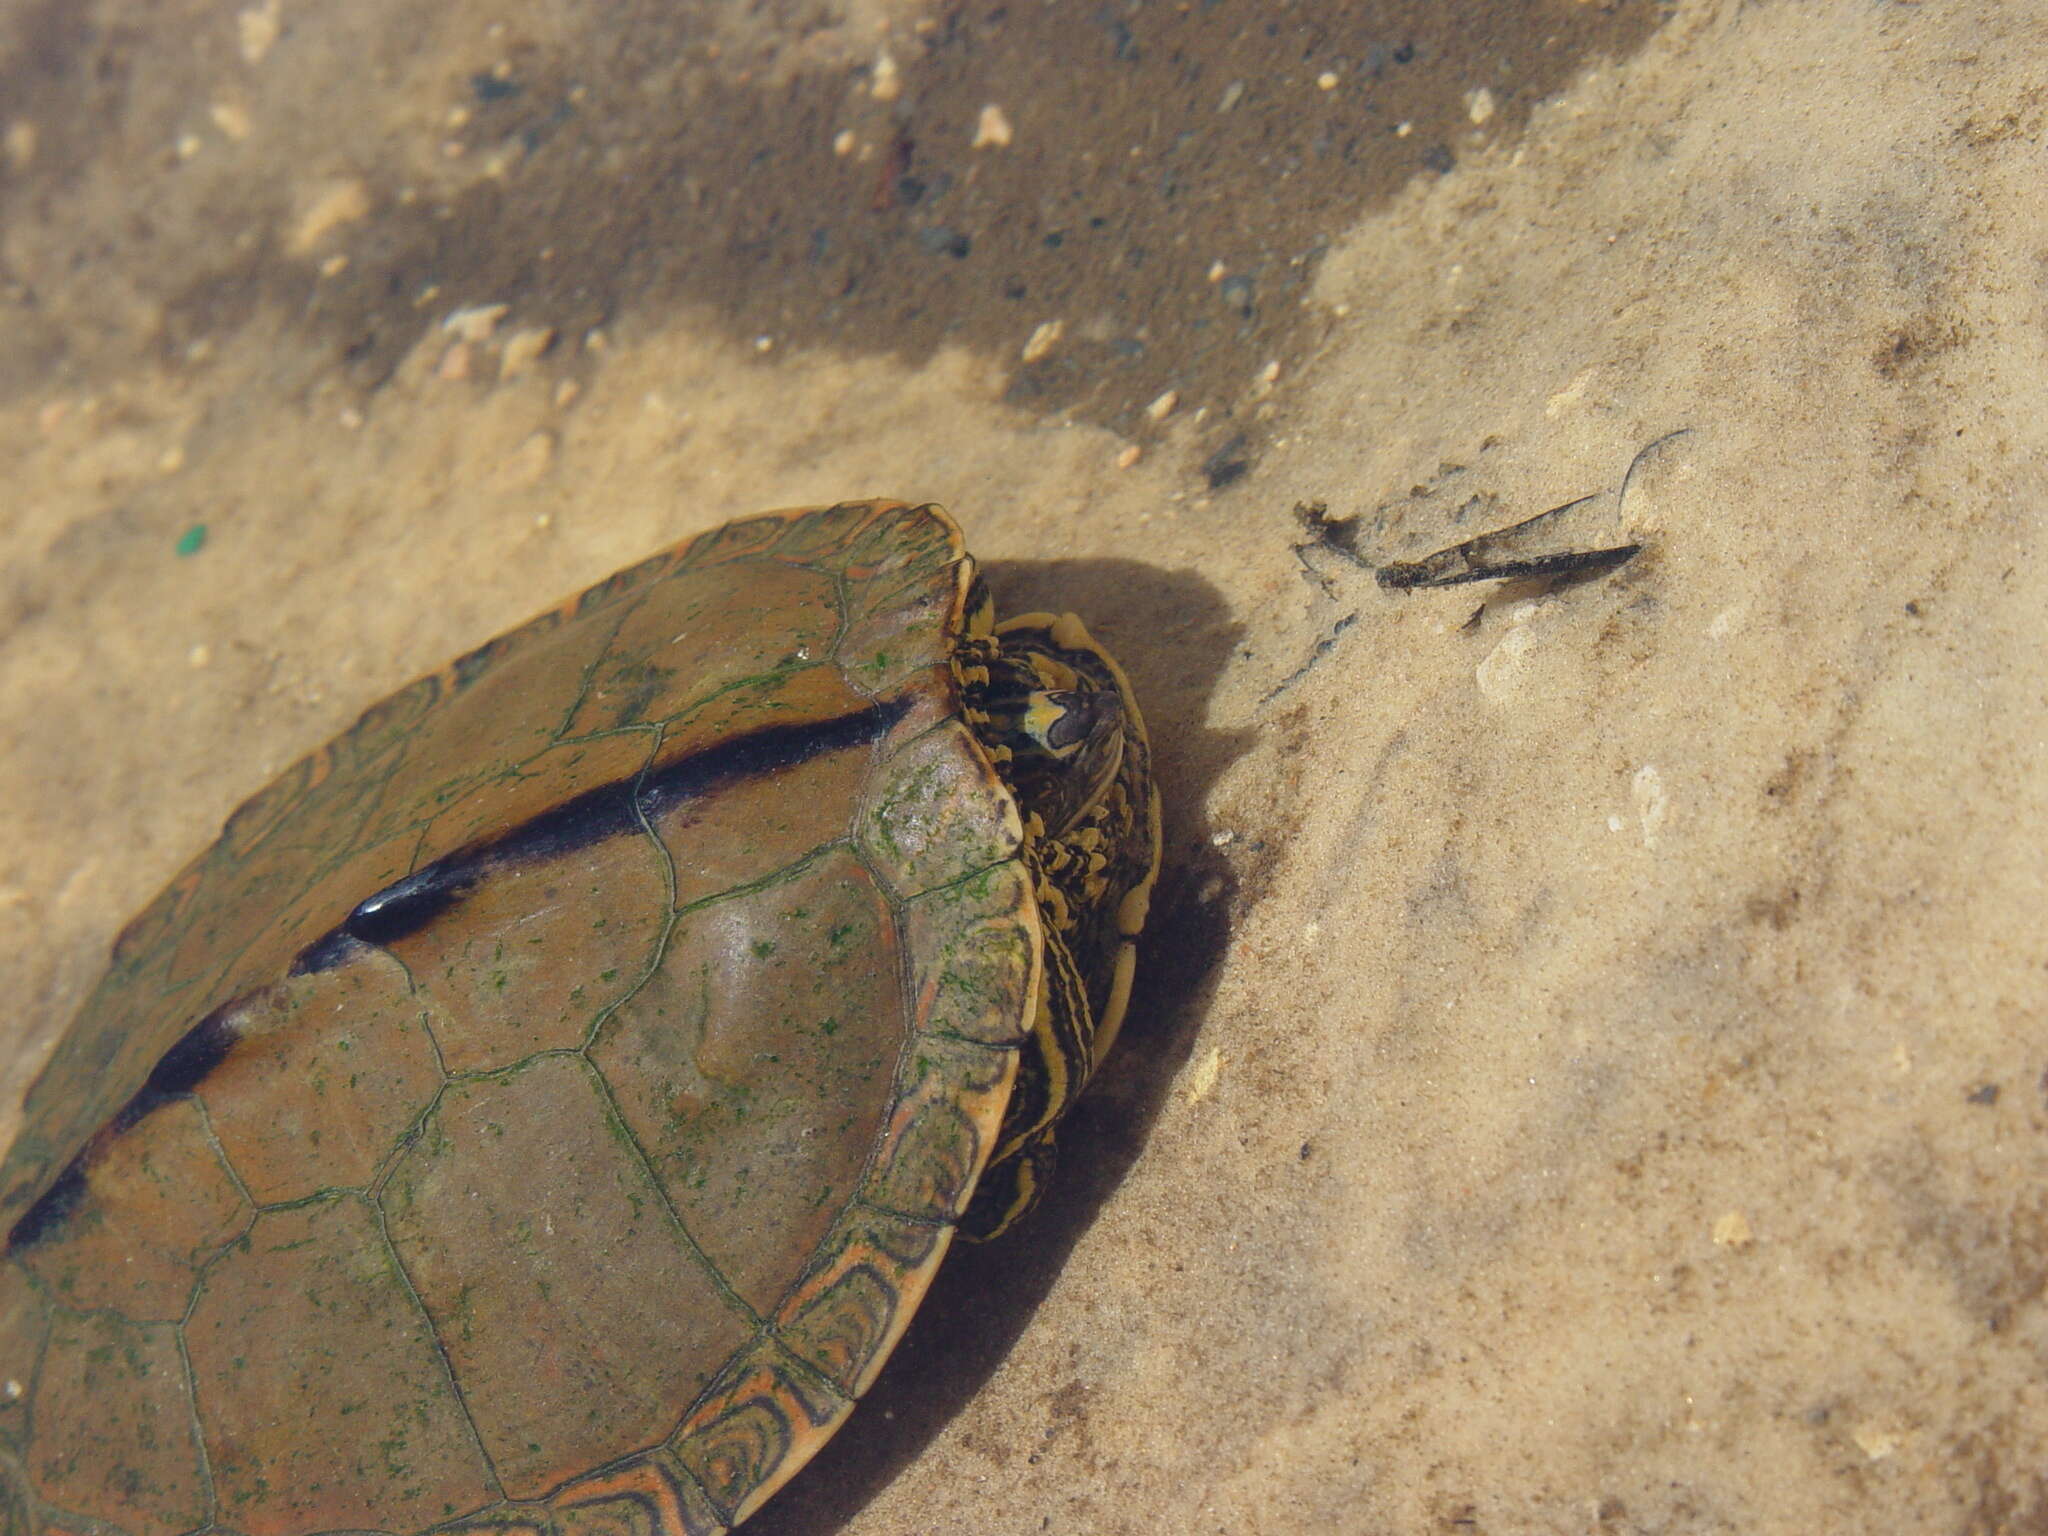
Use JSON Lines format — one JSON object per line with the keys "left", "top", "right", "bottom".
{"left": 1020, "top": 319, "right": 1063, "bottom": 363}
{"left": 972, "top": 104, "right": 1013, "bottom": 149}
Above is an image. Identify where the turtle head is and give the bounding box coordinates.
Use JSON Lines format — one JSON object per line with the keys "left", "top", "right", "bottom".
{"left": 958, "top": 606, "right": 1160, "bottom": 1239}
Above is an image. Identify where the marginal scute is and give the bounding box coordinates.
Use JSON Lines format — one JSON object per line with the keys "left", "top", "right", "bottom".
{"left": 775, "top": 1206, "right": 951, "bottom": 1396}
{"left": 857, "top": 719, "right": 1024, "bottom": 899}
{"left": 834, "top": 501, "right": 963, "bottom": 583}
{"left": 198, "top": 946, "right": 442, "bottom": 1203}
{"left": 550, "top": 1452, "right": 729, "bottom": 1536}
{"left": 903, "top": 861, "right": 1042, "bottom": 1046}
{"left": 764, "top": 499, "right": 895, "bottom": 568}
{"left": 670, "top": 1338, "right": 851, "bottom": 1525}
{"left": 34, "top": 1311, "right": 206, "bottom": 1536}
{"left": 185, "top": 1196, "right": 495, "bottom": 1536}
{"left": 863, "top": 1035, "right": 1019, "bottom": 1221}
{"left": 834, "top": 536, "right": 970, "bottom": 697}
{"left": 17, "top": 1095, "right": 248, "bottom": 1320}
{"left": 381, "top": 1056, "right": 755, "bottom": 1501}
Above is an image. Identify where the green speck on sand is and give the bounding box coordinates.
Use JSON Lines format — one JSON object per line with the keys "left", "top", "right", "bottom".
{"left": 174, "top": 524, "right": 208, "bottom": 557}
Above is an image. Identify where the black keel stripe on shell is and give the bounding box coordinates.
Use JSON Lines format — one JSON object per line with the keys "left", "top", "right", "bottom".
{"left": 8, "top": 697, "right": 919, "bottom": 1255}
{"left": 7, "top": 1007, "right": 242, "bottom": 1252}
{"left": 310, "top": 695, "right": 913, "bottom": 962}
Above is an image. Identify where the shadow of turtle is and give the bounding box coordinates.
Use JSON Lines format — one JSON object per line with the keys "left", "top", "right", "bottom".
{"left": 750, "top": 555, "right": 1249, "bottom": 1535}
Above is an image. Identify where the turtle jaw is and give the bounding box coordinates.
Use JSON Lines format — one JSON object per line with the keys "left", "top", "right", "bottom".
{"left": 959, "top": 608, "right": 1160, "bottom": 1239}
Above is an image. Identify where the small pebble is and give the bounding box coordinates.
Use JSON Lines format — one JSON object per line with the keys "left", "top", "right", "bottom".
{"left": 338, "top": 407, "right": 365, "bottom": 430}
{"left": 754, "top": 335, "right": 775, "bottom": 353}
{"left": 1115, "top": 444, "right": 1142, "bottom": 470}
{"left": 972, "top": 104, "right": 1013, "bottom": 149}
{"left": 1712, "top": 1211, "right": 1754, "bottom": 1248}
{"left": 1467, "top": 86, "right": 1497, "bottom": 125}
{"left": 833, "top": 129, "right": 856, "bottom": 157}
{"left": 1316, "top": 71, "right": 1339, "bottom": 91}
{"left": 1217, "top": 80, "right": 1245, "bottom": 112}
{"left": 4, "top": 120, "right": 35, "bottom": 168}
{"left": 175, "top": 132, "right": 202, "bottom": 160}
{"left": 289, "top": 177, "right": 371, "bottom": 253}
{"left": 553, "top": 379, "right": 581, "bottom": 409}
{"left": 238, "top": 1, "right": 280, "bottom": 65}
{"left": 319, "top": 254, "right": 349, "bottom": 278}
{"left": 210, "top": 101, "right": 253, "bottom": 142}
{"left": 443, "top": 303, "right": 509, "bottom": 343}
{"left": 1207, "top": 259, "right": 1227, "bottom": 282}
{"left": 871, "top": 52, "right": 900, "bottom": 101}
{"left": 1020, "top": 319, "right": 1063, "bottom": 363}
{"left": 188, "top": 644, "right": 212, "bottom": 668}
{"left": 499, "top": 326, "right": 555, "bottom": 380}
{"left": 1145, "top": 389, "right": 1178, "bottom": 422}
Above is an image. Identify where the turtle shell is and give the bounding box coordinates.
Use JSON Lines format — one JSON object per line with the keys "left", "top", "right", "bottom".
{"left": 0, "top": 501, "right": 1152, "bottom": 1536}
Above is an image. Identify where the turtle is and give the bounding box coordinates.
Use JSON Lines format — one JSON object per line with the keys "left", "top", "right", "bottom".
{"left": 0, "top": 499, "right": 1160, "bottom": 1536}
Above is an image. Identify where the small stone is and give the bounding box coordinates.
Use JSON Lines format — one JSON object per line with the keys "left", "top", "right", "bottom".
{"left": 175, "top": 132, "right": 202, "bottom": 160}
{"left": 4, "top": 120, "right": 35, "bottom": 168}
{"left": 1116, "top": 444, "right": 1142, "bottom": 470}
{"left": 238, "top": 1, "right": 281, "bottom": 65}
{"left": 1145, "top": 389, "right": 1178, "bottom": 421}
{"left": 972, "top": 104, "right": 1013, "bottom": 149}
{"left": 1207, "top": 259, "right": 1227, "bottom": 282}
{"left": 499, "top": 326, "right": 555, "bottom": 380}
{"left": 871, "top": 52, "right": 900, "bottom": 101}
{"left": 443, "top": 303, "right": 510, "bottom": 343}
{"left": 288, "top": 177, "right": 371, "bottom": 254}
{"left": 1258, "top": 359, "right": 1281, "bottom": 384}
{"left": 1217, "top": 80, "right": 1245, "bottom": 113}
{"left": 210, "top": 100, "right": 253, "bottom": 142}
{"left": 1467, "top": 86, "right": 1497, "bottom": 125}
{"left": 1316, "top": 71, "right": 1339, "bottom": 91}
{"left": 319, "top": 253, "right": 349, "bottom": 278}
{"left": 754, "top": 334, "right": 774, "bottom": 353}
{"left": 1711, "top": 1211, "right": 1753, "bottom": 1249}
{"left": 553, "top": 379, "right": 581, "bottom": 409}
{"left": 188, "top": 644, "right": 212, "bottom": 668}
{"left": 1020, "top": 319, "right": 1063, "bottom": 363}
{"left": 338, "top": 407, "right": 365, "bottom": 430}
{"left": 833, "top": 129, "right": 857, "bottom": 157}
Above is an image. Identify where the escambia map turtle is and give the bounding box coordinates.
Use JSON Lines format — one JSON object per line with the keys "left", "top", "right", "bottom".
{"left": 0, "top": 500, "right": 1160, "bottom": 1536}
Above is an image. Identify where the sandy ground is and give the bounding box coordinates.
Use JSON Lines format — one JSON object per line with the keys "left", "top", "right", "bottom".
{"left": 4, "top": 0, "right": 2047, "bottom": 1531}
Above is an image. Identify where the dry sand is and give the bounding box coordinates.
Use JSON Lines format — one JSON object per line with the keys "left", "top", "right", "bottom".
{"left": 2, "top": 0, "right": 2044, "bottom": 1530}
